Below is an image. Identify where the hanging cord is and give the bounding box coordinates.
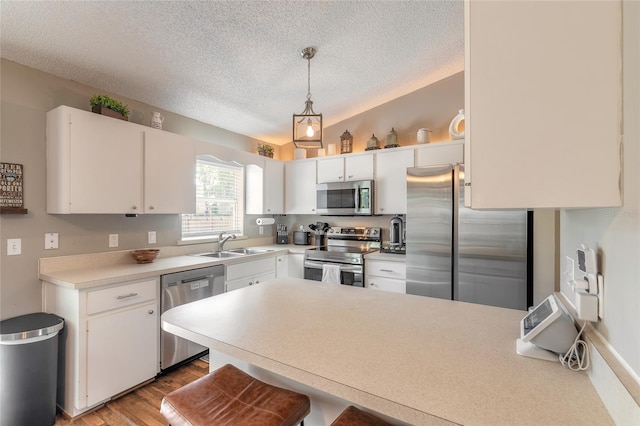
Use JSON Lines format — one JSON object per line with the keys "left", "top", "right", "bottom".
{"left": 559, "top": 321, "right": 590, "bottom": 371}
{"left": 306, "top": 55, "right": 312, "bottom": 101}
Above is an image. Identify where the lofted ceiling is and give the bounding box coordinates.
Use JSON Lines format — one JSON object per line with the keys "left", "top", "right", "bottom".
{"left": 1, "top": 0, "right": 464, "bottom": 146}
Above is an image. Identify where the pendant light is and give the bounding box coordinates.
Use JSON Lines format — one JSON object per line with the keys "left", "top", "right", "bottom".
{"left": 293, "top": 47, "right": 323, "bottom": 149}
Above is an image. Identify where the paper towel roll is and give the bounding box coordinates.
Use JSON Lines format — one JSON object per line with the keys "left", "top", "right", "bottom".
{"left": 256, "top": 218, "right": 275, "bottom": 225}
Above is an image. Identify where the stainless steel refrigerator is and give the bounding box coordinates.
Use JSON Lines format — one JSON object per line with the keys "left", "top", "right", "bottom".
{"left": 406, "top": 165, "right": 532, "bottom": 310}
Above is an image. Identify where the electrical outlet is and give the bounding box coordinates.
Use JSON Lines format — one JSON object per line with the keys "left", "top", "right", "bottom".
{"left": 45, "top": 233, "right": 59, "bottom": 250}
{"left": 109, "top": 234, "right": 119, "bottom": 248}
{"left": 148, "top": 231, "right": 156, "bottom": 244}
{"left": 564, "top": 256, "right": 574, "bottom": 284}
{"left": 7, "top": 238, "right": 21, "bottom": 256}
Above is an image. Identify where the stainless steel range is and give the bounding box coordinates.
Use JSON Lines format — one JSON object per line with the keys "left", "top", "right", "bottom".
{"left": 304, "top": 226, "right": 381, "bottom": 286}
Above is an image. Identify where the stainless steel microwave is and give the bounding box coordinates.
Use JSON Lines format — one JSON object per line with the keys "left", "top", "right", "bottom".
{"left": 316, "top": 180, "right": 374, "bottom": 216}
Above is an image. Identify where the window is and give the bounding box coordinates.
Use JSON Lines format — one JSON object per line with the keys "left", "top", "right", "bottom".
{"left": 182, "top": 156, "right": 244, "bottom": 239}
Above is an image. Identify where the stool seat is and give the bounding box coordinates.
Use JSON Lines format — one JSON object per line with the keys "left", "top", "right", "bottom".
{"left": 330, "top": 405, "right": 393, "bottom": 426}
{"left": 160, "top": 364, "right": 310, "bottom": 426}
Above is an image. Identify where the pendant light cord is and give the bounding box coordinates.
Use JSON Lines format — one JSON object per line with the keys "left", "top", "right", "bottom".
{"left": 307, "top": 57, "right": 312, "bottom": 101}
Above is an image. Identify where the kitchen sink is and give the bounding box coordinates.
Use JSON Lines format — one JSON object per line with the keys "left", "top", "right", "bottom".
{"left": 225, "top": 248, "right": 275, "bottom": 255}
{"left": 193, "top": 251, "right": 245, "bottom": 258}
{"left": 192, "top": 248, "right": 274, "bottom": 258}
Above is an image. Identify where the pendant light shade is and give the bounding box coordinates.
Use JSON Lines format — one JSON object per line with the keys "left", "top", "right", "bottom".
{"left": 293, "top": 47, "right": 323, "bottom": 149}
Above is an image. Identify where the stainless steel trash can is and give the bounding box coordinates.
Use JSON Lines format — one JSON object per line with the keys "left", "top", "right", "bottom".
{"left": 0, "top": 313, "right": 64, "bottom": 426}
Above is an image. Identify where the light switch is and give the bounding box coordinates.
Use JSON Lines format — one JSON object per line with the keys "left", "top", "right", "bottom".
{"left": 148, "top": 231, "right": 156, "bottom": 244}
{"left": 7, "top": 238, "right": 21, "bottom": 256}
{"left": 109, "top": 234, "right": 119, "bottom": 248}
{"left": 45, "top": 233, "right": 59, "bottom": 250}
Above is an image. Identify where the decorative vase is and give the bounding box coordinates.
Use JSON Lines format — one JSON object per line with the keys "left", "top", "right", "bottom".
{"left": 385, "top": 128, "right": 399, "bottom": 148}
{"left": 417, "top": 128, "right": 432, "bottom": 144}
{"left": 449, "top": 109, "right": 465, "bottom": 140}
{"left": 366, "top": 134, "right": 380, "bottom": 150}
{"left": 151, "top": 112, "right": 164, "bottom": 129}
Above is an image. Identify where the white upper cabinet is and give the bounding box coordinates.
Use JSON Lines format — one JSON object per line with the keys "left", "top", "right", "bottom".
{"left": 415, "top": 141, "right": 463, "bottom": 167}
{"left": 285, "top": 159, "right": 317, "bottom": 214}
{"left": 47, "top": 106, "right": 143, "bottom": 214}
{"left": 46, "top": 106, "right": 196, "bottom": 214}
{"left": 246, "top": 159, "right": 284, "bottom": 215}
{"left": 464, "top": 0, "right": 622, "bottom": 209}
{"left": 346, "top": 154, "right": 374, "bottom": 181}
{"left": 374, "top": 149, "right": 415, "bottom": 214}
{"left": 317, "top": 157, "right": 344, "bottom": 183}
{"left": 317, "top": 154, "right": 374, "bottom": 183}
{"left": 144, "top": 128, "right": 195, "bottom": 214}
{"left": 264, "top": 159, "right": 285, "bottom": 214}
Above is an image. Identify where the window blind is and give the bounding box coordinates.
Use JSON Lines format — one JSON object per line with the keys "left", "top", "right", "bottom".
{"left": 182, "top": 156, "right": 244, "bottom": 239}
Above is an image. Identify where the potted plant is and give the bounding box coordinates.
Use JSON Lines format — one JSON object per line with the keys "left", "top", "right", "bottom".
{"left": 257, "top": 143, "right": 274, "bottom": 158}
{"left": 90, "top": 94, "right": 130, "bottom": 121}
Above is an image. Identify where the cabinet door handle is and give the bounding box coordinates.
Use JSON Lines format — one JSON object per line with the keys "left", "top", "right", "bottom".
{"left": 380, "top": 269, "right": 394, "bottom": 273}
{"left": 116, "top": 292, "right": 138, "bottom": 300}
{"left": 348, "top": 174, "right": 354, "bottom": 179}
{"left": 148, "top": 309, "right": 154, "bottom": 315}
{"left": 131, "top": 206, "right": 138, "bottom": 210}
{"left": 339, "top": 175, "right": 344, "bottom": 180}
{"left": 255, "top": 280, "right": 260, "bottom": 284}
{"left": 370, "top": 282, "right": 377, "bottom": 287}
{"left": 149, "top": 205, "right": 155, "bottom": 210}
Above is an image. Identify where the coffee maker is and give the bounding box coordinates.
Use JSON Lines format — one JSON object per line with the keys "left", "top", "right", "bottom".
{"left": 381, "top": 215, "right": 406, "bottom": 254}
{"left": 389, "top": 215, "right": 405, "bottom": 247}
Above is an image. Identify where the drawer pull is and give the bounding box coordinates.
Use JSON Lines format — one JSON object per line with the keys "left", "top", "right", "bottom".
{"left": 380, "top": 269, "right": 394, "bottom": 273}
{"left": 116, "top": 292, "right": 139, "bottom": 300}
{"left": 148, "top": 309, "right": 154, "bottom": 315}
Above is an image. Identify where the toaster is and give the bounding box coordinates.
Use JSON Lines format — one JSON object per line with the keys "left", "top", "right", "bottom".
{"left": 293, "top": 231, "right": 311, "bottom": 245}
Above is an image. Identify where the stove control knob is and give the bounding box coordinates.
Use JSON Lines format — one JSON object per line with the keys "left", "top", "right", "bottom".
{"left": 371, "top": 229, "right": 378, "bottom": 235}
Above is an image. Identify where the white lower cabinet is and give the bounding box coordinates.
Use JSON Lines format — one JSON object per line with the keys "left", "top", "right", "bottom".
{"left": 42, "top": 277, "right": 160, "bottom": 417}
{"left": 366, "top": 259, "right": 406, "bottom": 294}
{"left": 276, "top": 253, "right": 304, "bottom": 279}
{"left": 86, "top": 301, "right": 158, "bottom": 406}
{"left": 287, "top": 253, "right": 304, "bottom": 279}
{"left": 225, "top": 256, "right": 276, "bottom": 292}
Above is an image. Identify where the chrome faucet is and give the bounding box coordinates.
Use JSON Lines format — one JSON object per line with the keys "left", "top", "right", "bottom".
{"left": 216, "top": 232, "right": 237, "bottom": 252}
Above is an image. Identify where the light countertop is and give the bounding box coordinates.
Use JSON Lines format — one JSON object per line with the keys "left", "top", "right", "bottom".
{"left": 161, "top": 278, "right": 612, "bottom": 426}
{"left": 38, "top": 244, "right": 313, "bottom": 290}
{"left": 365, "top": 251, "right": 406, "bottom": 262}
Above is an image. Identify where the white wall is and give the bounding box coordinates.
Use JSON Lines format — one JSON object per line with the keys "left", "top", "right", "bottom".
{"left": 560, "top": 0, "right": 640, "bottom": 378}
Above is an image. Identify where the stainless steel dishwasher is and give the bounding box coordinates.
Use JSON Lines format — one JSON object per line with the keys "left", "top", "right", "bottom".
{"left": 160, "top": 265, "right": 224, "bottom": 372}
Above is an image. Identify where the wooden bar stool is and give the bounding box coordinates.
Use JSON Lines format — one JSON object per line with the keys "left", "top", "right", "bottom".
{"left": 330, "top": 405, "right": 393, "bottom": 426}
{"left": 160, "top": 364, "right": 310, "bottom": 426}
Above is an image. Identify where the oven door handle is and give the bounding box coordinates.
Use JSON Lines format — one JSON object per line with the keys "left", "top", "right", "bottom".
{"left": 304, "top": 260, "right": 362, "bottom": 273}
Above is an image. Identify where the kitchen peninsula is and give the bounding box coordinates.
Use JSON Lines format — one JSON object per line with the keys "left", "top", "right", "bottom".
{"left": 162, "top": 278, "right": 612, "bottom": 426}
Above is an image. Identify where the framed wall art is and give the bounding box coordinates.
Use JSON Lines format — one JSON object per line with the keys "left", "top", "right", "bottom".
{"left": 1, "top": 162, "right": 28, "bottom": 214}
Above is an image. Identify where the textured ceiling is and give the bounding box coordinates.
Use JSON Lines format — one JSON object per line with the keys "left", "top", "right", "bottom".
{"left": 1, "top": 0, "right": 464, "bottom": 146}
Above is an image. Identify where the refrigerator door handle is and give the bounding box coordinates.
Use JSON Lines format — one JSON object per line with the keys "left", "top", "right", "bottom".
{"left": 452, "top": 164, "right": 461, "bottom": 301}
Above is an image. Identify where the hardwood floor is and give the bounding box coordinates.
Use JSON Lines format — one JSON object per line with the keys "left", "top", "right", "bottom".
{"left": 54, "top": 359, "right": 208, "bottom": 425}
